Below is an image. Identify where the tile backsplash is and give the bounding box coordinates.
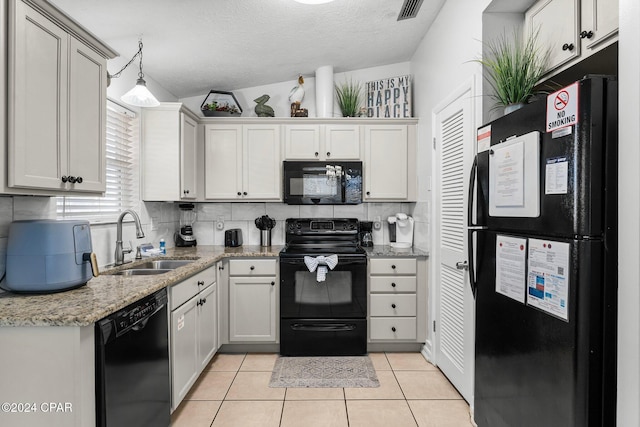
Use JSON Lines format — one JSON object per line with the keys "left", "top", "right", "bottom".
{"left": 0, "top": 196, "right": 429, "bottom": 275}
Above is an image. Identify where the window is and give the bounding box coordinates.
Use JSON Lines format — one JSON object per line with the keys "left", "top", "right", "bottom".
{"left": 57, "top": 100, "right": 139, "bottom": 222}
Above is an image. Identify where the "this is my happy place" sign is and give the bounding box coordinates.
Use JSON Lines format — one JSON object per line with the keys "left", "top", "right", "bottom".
{"left": 365, "top": 75, "right": 412, "bottom": 118}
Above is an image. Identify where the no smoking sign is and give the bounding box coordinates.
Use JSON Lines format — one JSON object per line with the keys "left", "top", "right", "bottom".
{"left": 546, "top": 82, "right": 579, "bottom": 132}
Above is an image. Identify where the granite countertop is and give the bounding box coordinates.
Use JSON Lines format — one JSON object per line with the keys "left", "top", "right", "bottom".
{"left": 364, "top": 245, "right": 429, "bottom": 257}
{"left": 0, "top": 245, "right": 282, "bottom": 327}
{"left": 0, "top": 243, "right": 427, "bottom": 327}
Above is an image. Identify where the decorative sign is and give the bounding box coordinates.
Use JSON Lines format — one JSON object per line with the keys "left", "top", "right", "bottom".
{"left": 477, "top": 125, "right": 491, "bottom": 153}
{"left": 546, "top": 82, "right": 579, "bottom": 132}
{"left": 365, "top": 75, "right": 412, "bottom": 118}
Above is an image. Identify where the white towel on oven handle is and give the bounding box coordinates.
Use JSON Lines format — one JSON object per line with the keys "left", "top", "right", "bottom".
{"left": 304, "top": 254, "right": 338, "bottom": 282}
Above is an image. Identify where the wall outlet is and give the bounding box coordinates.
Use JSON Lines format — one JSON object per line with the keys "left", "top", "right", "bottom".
{"left": 215, "top": 216, "right": 225, "bottom": 230}
{"left": 373, "top": 216, "right": 381, "bottom": 230}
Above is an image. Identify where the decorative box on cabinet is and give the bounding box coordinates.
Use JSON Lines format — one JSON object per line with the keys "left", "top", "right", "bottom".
{"left": 6, "top": 0, "right": 116, "bottom": 195}
{"left": 142, "top": 103, "right": 199, "bottom": 201}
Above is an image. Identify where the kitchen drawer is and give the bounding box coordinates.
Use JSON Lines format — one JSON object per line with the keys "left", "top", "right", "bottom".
{"left": 229, "top": 258, "right": 277, "bottom": 276}
{"left": 169, "top": 267, "right": 216, "bottom": 310}
{"left": 369, "top": 258, "right": 416, "bottom": 275}
{"left": 370, "top": 276, "right": 417, "bottom": 293}
{"left": 370, "top": 317, "right": 417, "bottom": 341}
{"left": 370, "top": 294, "right": 416, "bottom": 316}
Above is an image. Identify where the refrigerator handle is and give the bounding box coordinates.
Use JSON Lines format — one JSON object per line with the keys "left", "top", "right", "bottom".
{"left": 467, "top": 156, "right": 478, "bottom": 227}
{"left": 468, "top": 228, "right": 477, "bottom": 298}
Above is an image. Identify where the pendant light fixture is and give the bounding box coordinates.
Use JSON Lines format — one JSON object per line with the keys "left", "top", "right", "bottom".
{"left": 108, "top": 39, "right": 160, "bottom": 108}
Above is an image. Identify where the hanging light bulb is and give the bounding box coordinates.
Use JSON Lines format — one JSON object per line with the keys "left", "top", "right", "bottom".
{"left": 109, "top": 39, "right": 160, "bottom": 107}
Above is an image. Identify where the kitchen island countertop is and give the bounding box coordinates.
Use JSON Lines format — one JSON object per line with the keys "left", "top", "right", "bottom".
{"left": 0, "top": 245, "right": 282, "bottom": 327}
{"left": 364, "top": 245, "right": 429, "bottom": 258}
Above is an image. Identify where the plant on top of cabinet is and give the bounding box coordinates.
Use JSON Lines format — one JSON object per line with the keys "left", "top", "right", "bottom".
{"left": 475, "top": 29, "right": 549, "bottom": 114}
{"left": 335, "top": 79, "right": 364, "bottom": 117}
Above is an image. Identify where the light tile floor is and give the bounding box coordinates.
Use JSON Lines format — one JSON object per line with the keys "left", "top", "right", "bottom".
{"left": 171, "top": 352, "right": 474, "bottom": 427}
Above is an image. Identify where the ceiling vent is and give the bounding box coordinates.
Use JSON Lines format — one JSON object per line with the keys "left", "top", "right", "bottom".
{"left": 398, "top": 0, "right": 424, "bottom": 21}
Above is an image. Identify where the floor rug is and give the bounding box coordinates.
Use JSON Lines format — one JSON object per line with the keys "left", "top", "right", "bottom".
{"left": 269, "top": 356, "right": 379, "bottom": 388}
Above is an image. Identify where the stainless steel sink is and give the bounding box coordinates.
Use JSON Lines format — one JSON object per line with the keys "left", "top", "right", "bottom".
{"left": 134, "top": 260, "right": 195, "bottom": 270}
{"left": 108, "top": 259, "right": 195, "bottom": 276}
{"left": 112, "top": 269, "right": 173, "bottom": 276}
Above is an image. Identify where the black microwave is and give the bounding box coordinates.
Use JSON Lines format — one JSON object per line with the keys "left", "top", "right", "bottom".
{"left": 283, "top": 161, "right": 363, "bottom": 205}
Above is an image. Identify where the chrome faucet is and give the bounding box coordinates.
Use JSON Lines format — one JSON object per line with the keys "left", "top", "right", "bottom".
{"left": 114, "top": 209, "right": 145, "bottom": 266}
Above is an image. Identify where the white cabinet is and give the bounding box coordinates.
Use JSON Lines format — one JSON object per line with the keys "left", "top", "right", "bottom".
{"left": 369, "top": 257, "right": 426, "bottom": 343}
{"left": 525, "top": 0, "right": 618, "bottom": 74}
{"left": 228, "top": 258, "right": 278, "bottom": 342}
{"left": 169, "top": 266, "right": 217, "bottom": 410}
{"left": 364, "top": 124, "right": 416, "bottom": 201}
{"left": 142, "top": 103, "right": 199, "bottom": 201}
{"left": 7, "top": 0, "right": 112, "bottom": 194}
{"left": 204, "top": 124, "right": 281, "bottom": 200}
{"left": 284, "top": 124, "right": 360, "bottom": 160}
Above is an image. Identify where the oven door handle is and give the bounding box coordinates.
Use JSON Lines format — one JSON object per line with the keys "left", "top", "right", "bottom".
{"left": 280, "top": 258, "right": 366, "bottom": 266}
{"left": 290, "top": 323, "right": 357, "bottom": 332}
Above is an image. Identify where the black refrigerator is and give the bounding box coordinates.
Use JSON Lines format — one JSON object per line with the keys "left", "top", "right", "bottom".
{"left": 470, "top": 76, "right": 617, "bottom": 427}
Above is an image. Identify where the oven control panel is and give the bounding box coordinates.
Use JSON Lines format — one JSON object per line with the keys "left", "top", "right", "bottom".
{"left": 286, "top": 218, "right": 358, "bottom": 234}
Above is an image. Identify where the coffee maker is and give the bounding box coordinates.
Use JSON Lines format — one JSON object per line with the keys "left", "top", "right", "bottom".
{"left": 175, "top": 203, "right": 197, "bottom": 247}
{"left": 388, "top": 213, "right": 414, "bottom": 248}
{"left": 359, "top": 221, "right": 373, "bottom": 247}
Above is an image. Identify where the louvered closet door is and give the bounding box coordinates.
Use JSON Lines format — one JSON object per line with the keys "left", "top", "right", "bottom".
{"left": 433, "top": 80, "right": 475, "bottom": 402}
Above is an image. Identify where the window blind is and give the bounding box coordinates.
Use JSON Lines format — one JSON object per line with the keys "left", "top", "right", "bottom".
{"left": 56, "top": 100, "right": 139, "bottom": 222}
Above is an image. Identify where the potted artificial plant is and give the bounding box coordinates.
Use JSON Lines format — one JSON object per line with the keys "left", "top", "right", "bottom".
{"left": 476, "top": 29, "right": 549, "bottom": 114}
{"left": 335, "top": 79, "right": 363, "bottom": 117}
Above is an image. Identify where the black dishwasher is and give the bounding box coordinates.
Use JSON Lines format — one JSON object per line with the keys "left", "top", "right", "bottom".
{"left": 95, "top": 288, "right": 170, "bottom": 427}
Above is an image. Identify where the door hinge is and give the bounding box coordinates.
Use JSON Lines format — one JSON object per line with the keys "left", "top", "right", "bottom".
{"left": 432, "top": 137, "right": 436, "bottom": 150}
{"left": 433, "top": 320, "right": 436, "bottom": 332}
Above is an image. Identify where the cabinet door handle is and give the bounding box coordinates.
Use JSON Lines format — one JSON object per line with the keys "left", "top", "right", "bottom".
{"left": 314, "top": 151, "right": 319, "bottom": 157}
{"left": 391, "top": 303, "right": 396, "bottom": 309}
{"left": 61, "top": 176, "right": 68, "bottom": 183}
{"left": 183, "top": 189, "right": 190, "bottom": 195}
{"left": 326, "top": 152, "right": 331, "bottom": 157}
{"left": 271, "top": 281, "right": 275, "bottom": 286}
{"left": 218, "top": 265, "right": 224, "bottom": 270}
{"left": 580, "top": 30, "right": 594, "bottom": 39}
{"left": 237, "top": 191, "right": 242, "bottom": 196}
{"left": 391, "top": 327, "right": 397, "bottom": 332}
{"left": 366, "top": 191, "right": 371, "bottom": 196}
{"left": 562, "top": 43, "right": 574, "bottom": 51}
{"left": 243, "top": 191, "right": 248, "bottom": 196}
{"left": 76, "top": 176, "right": 83, "bottom": 184}
{"left": 67, "top": 176, "right": 77, "bottom": 184}
{"left": 391, "top": 282, "right": 396, "bottom": 288}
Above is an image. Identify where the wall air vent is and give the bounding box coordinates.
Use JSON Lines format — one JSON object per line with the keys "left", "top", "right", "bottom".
{"left": 398, "top": 0, "right": 424, "bottom": 21}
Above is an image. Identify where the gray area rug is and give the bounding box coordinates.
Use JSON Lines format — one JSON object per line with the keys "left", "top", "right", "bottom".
{"left": 269, "top": 356, "right": 380, "bottom": 388}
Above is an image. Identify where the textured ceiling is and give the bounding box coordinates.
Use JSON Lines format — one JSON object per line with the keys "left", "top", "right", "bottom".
{"left": 49, "top": 0, "right": 445, "bottom": 98}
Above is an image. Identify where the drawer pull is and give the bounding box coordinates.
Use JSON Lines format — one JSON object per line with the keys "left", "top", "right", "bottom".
{"left": 250, "top": 265, "right": 255, "bottom": 270}
{"left": 391, "top": 303, "right": 396, "bottom": 309}
{"left": 391, "top": 282, "right": 397, "bottom": 288}
{"left": 197, "top": 280, "right": 204, "bottom": 286}
{"left": 391, "top": 327, "right": 397, "bottom": 332}
{"left": 391, "top": 264, "right": 396, "bottom": 269}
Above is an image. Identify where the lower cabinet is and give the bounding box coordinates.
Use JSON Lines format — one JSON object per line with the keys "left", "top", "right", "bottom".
{"left": 169, "top": 266, "right": 217, "bottom": 410}
{"left": 228, "top": 258, "right": 278, "bottom": 343}
{"left": 368, "top": 257, "right": 426, "bottom": 343}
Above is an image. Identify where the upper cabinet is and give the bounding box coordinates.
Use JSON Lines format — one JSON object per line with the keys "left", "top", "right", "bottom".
{"left": 142, "top": 103, "right": 199, "bottom": 201}
{"left": 5, "top": 0, "right": 116, "bottom": 195}
{"left": 525, "top": 0, "right": 618, "bottom": 75}
{"left": 284, "top": 124, "right": 360, "bottom": 160}
{"left": 204, "top": 123, "right": 281, "bottom": 201}
{"left": 364, "top": 124, "right": 417, "bottom": 201}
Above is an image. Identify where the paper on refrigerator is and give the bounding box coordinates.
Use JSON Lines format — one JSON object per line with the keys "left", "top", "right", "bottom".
{"left": 495, "top": 235, "right": 527, "bottom": 303}
{"left": 526, "top": 238, "right": 570, "bottom": 321}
